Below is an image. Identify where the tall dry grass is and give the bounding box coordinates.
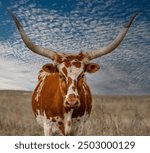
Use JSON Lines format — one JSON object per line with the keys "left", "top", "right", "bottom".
{"left": 85, "top": 96, "right": 150, "bottom": 135}
{"left": 0, "top": 90, "right": 42, "bottom": 135}
{"left": 0, "top": 90, "right": 150, "bottom": 135}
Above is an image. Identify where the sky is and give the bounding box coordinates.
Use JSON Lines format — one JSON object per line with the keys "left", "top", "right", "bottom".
{"left": 0, "top": 0, "right": 150, "bottom": 95}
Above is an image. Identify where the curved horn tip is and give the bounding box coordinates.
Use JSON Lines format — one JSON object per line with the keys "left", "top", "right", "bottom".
{"left": 7, "top": 8, "right": 23, "bottom": 31}
{"left": 7, "top": 8, "right": 11, "bottom": 13}
{"left": 124, "top": 12, "right": 139, "bottom": 28}
{"left": 7, "top": 8, "right": 15, "bottom": 18}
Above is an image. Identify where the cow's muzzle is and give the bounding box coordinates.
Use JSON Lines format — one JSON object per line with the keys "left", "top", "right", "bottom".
{"left": 64, "top": 98, "right": 80, "bottom": 109}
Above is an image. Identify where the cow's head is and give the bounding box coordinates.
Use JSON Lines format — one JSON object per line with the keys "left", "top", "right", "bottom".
{"left": 8, "top": 10, "right": 138, "bottom": 109}
{"left": 42, "top": 53, "right": 100, "bottom": 109}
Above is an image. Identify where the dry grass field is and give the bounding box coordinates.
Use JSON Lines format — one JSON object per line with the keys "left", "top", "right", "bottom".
{"left": 0, "top": 90, "right": 150, "bottom": 136}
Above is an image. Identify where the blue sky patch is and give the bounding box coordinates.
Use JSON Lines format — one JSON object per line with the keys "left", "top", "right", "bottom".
{"left": 0, "top": 0, "right": 150, "bottom": 95}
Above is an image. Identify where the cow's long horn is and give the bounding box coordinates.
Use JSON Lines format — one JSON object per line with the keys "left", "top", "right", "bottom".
{"left": 85, "top": 13, "right": 138, "bottom": 60}
{"left": 8, "top": 9, "right": 57, "bottom": 60}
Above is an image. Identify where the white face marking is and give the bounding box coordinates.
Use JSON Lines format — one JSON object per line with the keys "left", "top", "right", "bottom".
{"left": 66, "top": 80, "right": 78, "bottom": 98}
{"left": 58, "top": 60, "right": 84, "bottom": 99}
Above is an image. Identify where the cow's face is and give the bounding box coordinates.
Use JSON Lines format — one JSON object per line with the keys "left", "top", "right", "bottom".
{"left": 55, "top": 53, "right": 99, "bottom": 110}
{"left": 43, "top": 53, "right": 99, "bottom": 109}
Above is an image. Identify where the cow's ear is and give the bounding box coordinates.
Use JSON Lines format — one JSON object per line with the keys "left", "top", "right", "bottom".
{"left": 42, "top": 64, "right": 58, "bottom": 73}
{"left": 85, "top": 63, "right": 100, "bottom": 73}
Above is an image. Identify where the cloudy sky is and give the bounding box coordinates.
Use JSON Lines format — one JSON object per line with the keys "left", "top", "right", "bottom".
{"left": 0, "top": 0, "right": 150, "bottom": 95}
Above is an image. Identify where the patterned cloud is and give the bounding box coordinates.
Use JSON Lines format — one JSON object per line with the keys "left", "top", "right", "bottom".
{"left": 0, "top": 0, "right": 150, "bottom": 94}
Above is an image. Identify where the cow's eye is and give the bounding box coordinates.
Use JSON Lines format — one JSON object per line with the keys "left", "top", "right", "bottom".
{"left": 59, "top": 74, "right": 65, "bottom": 80}
{"left": 59, "top": 74, "right": 63, "bottom": 79}
{"left": 80, "top": 74, "right": 84, "bottom": 79}
{"left": 81, "top": 74, "right": 84, "bottom": 78}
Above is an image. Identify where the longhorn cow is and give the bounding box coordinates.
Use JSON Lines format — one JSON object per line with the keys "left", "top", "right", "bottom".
{"left": 8, "top": 9, "right": 137, "bottom": 135}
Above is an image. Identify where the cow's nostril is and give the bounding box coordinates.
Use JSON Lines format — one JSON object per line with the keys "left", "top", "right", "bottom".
{"left": 75, "top": 101, "right": 78, "bottom": 105}
{"left": 66, "top": 101, "right": 70, "bottom": 105}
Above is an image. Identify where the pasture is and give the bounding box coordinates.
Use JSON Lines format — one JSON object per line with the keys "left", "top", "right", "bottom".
{"left": 0, "top": 90, "right": 149, "bottom": 136}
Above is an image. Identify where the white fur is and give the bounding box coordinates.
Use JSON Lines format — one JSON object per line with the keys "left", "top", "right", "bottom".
{"left": 64, "top": 109, "right": 73, "bottom": 135}
{"left": 35, "top": 71, "right": 49, "bottom": 102}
